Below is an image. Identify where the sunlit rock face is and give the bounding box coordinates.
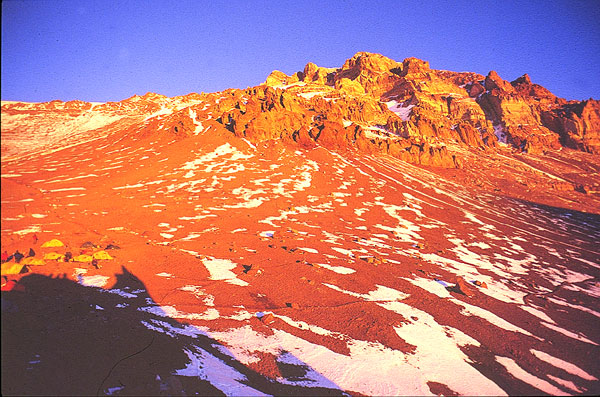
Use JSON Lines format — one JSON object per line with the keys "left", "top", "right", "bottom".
{"left": 261, "top": 52, "right": 600, "bottom": 160}
{"left": 1, "top": 52, "right": 599, "bottom": 396}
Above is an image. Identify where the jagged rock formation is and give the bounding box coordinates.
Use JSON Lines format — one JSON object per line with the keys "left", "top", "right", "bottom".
{"left": 2, "top": 52, "right": 598, "bottom": 166}
{"left": 261, "top": 52, "right": 599, "bottom": 159}
{"left": 541, "top": 99, "right": 600, "bottom": 154}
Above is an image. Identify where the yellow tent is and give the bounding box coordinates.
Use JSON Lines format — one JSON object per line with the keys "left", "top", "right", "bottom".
{"left": 43, "top": 252, "right": 64, "bottom": 260}
{"left": 41, "top": 239, "right": 64, "bottom": 248}
{"left": 20, "top": 257, "right": 45, "bottom": 266}
{"left": 1, "top": 263, "right": 28, "bottom": 276}
{"left": 73, "top": 254, "right": 93, "bottom": 263}
{"left": 92, "top": 251, "right": 113, "bottom": 260}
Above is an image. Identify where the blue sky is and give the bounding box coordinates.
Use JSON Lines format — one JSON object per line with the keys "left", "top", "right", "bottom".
{"left": 2, "top": 0, "right": 599, "bottom": 102}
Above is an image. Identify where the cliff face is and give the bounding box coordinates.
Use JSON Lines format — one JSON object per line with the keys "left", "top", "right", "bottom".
{"left": 261, "top": 52, "right": 599, "bottom": 161}
{"left": 540, "top": 99, "right": 600, "bottom": 154}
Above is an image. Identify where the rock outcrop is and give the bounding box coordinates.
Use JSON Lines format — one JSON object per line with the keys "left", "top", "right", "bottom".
{"left": 255, "top": 52, "right": 599, "bottom": 160}
{"left": 541, "top": 99, "right": 600, "bottom": 154}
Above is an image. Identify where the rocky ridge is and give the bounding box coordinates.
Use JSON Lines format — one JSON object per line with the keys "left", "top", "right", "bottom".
{"left": 2, "top": 52, "right": 599, "bottom": 167}
{"left": 264, "top": 52, "right": 600, "bottom": 159}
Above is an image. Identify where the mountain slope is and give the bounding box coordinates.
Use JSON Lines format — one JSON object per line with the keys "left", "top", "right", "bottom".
{"left": 1, "top": 52, "right": 599, "bottom": 395}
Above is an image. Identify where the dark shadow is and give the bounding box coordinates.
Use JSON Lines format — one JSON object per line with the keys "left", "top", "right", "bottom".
{"left": 510, "top": 197, "right": 600, "bottom": 224}
{"left": 2, "top": 266, "right": 346, "bottom": 396}
{"left": 503, "top": 196, "right": 600, "bottom": 220}
{"left": 275, "top": 350, "right": 340, "bottom": 391}
{"left": 500, "top": 197, "right": 600, "bottom": 252}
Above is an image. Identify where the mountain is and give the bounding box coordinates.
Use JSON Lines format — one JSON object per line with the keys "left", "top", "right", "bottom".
{"left": 1, "top": 52, "right": 599, "bottom": 395}
{"left": 265, "top": 52, "right": 600, "bottom": 156}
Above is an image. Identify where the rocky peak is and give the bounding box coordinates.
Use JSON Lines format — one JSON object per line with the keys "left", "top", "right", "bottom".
{"left": 510, "top": 74, "right": 557, "bottom": 101}
{"left": 541, "top": 99, "right": 600, "bottom": 153}
{"left": 141, "top": 92, "right": 168, "bottom": 101}
{"left": 484, "top": 71, "right": 515, "bottom": 93}
{"left": 301, "top": 62, "right": 333, "bottom": 85}
{"left": 399, "top": 57, "right": 430, "bottom": 76}
{"left": 255, "top": 53, "right": 599, "bottom": 157}
{"left": 332, "top": 52, "right": 404, "bottom": 97}
{"left": 122, "top": 92, "right": 168, "bottom": 105}
{"left": 303, "top": 62, "right": 319, "bottom": 77}
{"left": 511, "top": 74, "right": 532, "bottom": 85}
{"left": 340, "top": 52, "right": 401, "bottom": 75}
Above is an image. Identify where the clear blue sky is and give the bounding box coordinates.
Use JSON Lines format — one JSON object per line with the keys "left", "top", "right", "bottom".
{"left": 2, "top": 0, "right": 599, "bottom": 102}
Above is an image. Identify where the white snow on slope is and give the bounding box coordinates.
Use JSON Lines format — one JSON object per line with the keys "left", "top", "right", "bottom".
{"left": 385, "top": 100, "right": 415, "bottom": 121}
{"left": 175, "top": 346, "right": 267, "bottom": 396}
{"left": 495, "top": 356, "right": 564, "bottom": 395}
{"left": 179, "top": 324, "right": 506, "bottom": 396}
{"left": 1, "top": 110, "right": 125, "bottom": 160}
{"left": 493, "top": 124, "right": 508, "bottom": 144}
{"left": 201, "top": 257, "right": 249, "bottom": 286}
{"left": 530, "top": 349, "right": 598, "bottom": 381}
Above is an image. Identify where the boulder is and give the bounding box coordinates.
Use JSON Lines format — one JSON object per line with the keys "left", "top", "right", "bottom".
{"left": 455, "top": 276, "right": 475, "bottom": 297}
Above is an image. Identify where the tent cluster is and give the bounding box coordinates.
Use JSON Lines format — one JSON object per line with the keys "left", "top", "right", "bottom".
{"left": 1, "top": 238, "right": 119, "bottom": 277}
{"left": 1, "top": 248, "right": 41, "bottom": 276}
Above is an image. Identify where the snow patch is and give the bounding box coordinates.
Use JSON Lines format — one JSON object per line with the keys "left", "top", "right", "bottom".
{"left": 495, "top": 356, "right": 564, "bottom": 395}
{"left": 530, "top": 349, "right": 597, "bottom": 381}
{"left": 201, "top": 257, "right": 249, "bottom": 286}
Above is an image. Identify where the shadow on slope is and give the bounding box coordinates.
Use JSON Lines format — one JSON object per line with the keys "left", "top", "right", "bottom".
{"left": 517, "top": 198, "right": 600, "bottom": 225}
{"left": 1, "top": 267, "right": 345, "bottom": 396}
{"left": 505, "top": 197, "right": 600, "bottom": 251}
